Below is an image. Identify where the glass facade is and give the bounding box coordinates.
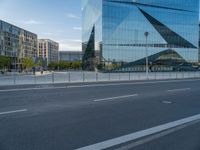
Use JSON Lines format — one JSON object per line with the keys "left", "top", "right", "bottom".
{"left": 82, "top": 0, "right": 102, "bottom": 70}
{"left": 0, "top": 20, "right": 37, "bottom": 70}
{"left": 59, "top": 51, "right": 82, "bottom": 62}
{"left": 82, "top": 0, "right": 199, "bottom": 71}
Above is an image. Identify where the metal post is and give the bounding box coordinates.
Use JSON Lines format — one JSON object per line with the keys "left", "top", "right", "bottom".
{"left": 199, "top": 71, "right": 200, "bottom": 79}
{"left": 199, "top": 71, "right": 200, "bottom": 78}
{"left": 34, "top": 74, "right": 36, "bottom": 85}
{"left": 129, "top": 72, "right": 131, "bottom": 81}
{"left": 68, "top": 72, "right": 71, "bottom": 82}
{"left": 66, "top": 72, "right": 68, "bottom": 83}
{"left": 52, "top": 72, "right": 54, "bottom": 84}
{"left": 144, "top": 32, "right": 149, "bottom": 80}
{"left": 13, "top": 73, "right": 16, "bottom": 85}
{"left": 83, "top": 71, "right": 85, "bottom": 82}
{"left": 96, "top": 72, "right": 98, "bottom": 82}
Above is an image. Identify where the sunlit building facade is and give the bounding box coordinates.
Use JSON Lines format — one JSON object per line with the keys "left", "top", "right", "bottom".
{"left": 38, "top": 39, "right": 59, "bottom": 64}
{"left": 82, "top": 0, "right": 199, "bottom": 71}
{"left": 0, "top": 20, "right": 37, "bottom": 70}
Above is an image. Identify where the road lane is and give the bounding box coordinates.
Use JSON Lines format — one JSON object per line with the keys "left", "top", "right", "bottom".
{"left": 0, "top": 79, "right": 200, "bottom": 150}
{"left": 76, "top": 114, "right": 200, "bottom": 150}
{"left": 131, "top": 122, "right": 200, "bottom": 150}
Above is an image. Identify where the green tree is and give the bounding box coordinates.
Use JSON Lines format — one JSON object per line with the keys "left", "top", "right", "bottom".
{"left": 64, "top": 62, "right": 72, "bottom": 70}
{"left": 96, "top": 63, "right": 103, "bottom": 70}
{"left": 48, "top": 62, "right": 58, "bottom": 70}
{"left": 58, "top": 61, "right": 72, "bottom": 70}
{"left": 37, "top": 58, "right": 46, "bottom": 68}
{"left": 0, "top": 56, "right": 11, "bottom": 70}
{"left": 71, "top": 61, "right": 81, "bottom": 70}
{"left": 23, "top": 57, "right": 34, "bottom": 70}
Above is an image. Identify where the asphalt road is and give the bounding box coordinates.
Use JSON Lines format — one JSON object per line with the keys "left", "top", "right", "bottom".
{"left": 0, "top": 79, "right": 200, "bottom": 150}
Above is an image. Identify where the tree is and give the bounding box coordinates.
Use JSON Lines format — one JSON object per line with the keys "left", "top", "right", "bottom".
{"left": 48, "top": 62, "right": 58, "bottom": 70}
{"left": 71, "top": 61, "right": 81, "bottom": 70}
{"left": 0, "top": 56, "right": 11, "bottom": 70}
{"left": 96, "top": 63, "right": 103, "bottom": 70}
{"left": 58, "top": 61, "right": 71, "bottom": 70}
{"left": 22, "top": 57, "right": 34, "bottom": 70}
{"left": 37, "top": 58, "right": 46, "bottom": 68}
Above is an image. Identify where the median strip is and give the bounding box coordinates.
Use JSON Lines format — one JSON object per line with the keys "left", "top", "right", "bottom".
{"left": 93, "top": 94, "right": 139, "bottom": 102}
{"left": 0, "top": 109, "right": 27, "bottom": 115}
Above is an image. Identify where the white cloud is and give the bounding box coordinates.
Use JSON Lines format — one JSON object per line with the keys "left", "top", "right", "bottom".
{"left": 58, "top": 39, "right": 82, "bottom": 51}
{"left": 73, "top": 27, "right": 82, "bottom": 31}
{"left": 42, "top": 32, "right": 53, "bottom": 35}
{"left": 66, "top": 13, "right": 80, "bottom": 19}
{"left": 57, "top": 30, "right": 63, "bottom": 33}
{"left": 59, "top": 43, "right": 81, "bottom": 51}
{"left": 70, "top": 39, "right": 82, "bottom": 42}
{"left": 22, "top": 19, "right": 42, "bottom": 25}
{"left": 59, "top": 39, "right": 82, "bottom": 42}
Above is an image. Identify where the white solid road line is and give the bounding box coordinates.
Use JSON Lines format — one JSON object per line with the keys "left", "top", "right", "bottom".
{"left": 93, "top": 94, "right": 139, "bottom": 102}
{"left": 167, "top": 88, "right": 191, "bottom": 92}
{"left": 0, "top": 109, "right": 27, "bottom": 115}
{"left": 76, "top": 114, "right": 200, "bottom": 150}
{"left": 116, "top": 119, "right": 200, "bottom": 150}
{"left": 67, "top": 79, "right": 200, "bottom": 88}
{"left": 0, "top": 86, "right": 67, "bottom": 92}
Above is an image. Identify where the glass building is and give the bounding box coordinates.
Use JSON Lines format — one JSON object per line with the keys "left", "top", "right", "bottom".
{"left": 59, "top": 51, "right": 82, "bottom": 62}
{"left": 82, "top": 0, "right": 199, "bottom": 71}
{"left": 0, "top": 20, "right": 37, "bottom": 70}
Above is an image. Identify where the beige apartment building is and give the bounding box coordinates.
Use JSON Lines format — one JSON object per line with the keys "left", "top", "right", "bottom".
{"left": 38, "top": 39, "right": 59, "bottom": 64}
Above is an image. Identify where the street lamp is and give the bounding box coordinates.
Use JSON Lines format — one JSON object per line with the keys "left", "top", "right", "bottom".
{"left": 144, "top": 32, "right": 149, "bottom": 79}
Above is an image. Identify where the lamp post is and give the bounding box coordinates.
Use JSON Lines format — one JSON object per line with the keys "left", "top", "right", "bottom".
{"left": 144, "top": 32, "right": 149, "bottom": 79}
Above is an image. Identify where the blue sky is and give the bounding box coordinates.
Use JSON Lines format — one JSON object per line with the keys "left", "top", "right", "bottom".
{"left": 0, "top": 0, "right": 199, "bottom": 51}
{"left": 0, "top": 0, "right": 81, "bottom": 51}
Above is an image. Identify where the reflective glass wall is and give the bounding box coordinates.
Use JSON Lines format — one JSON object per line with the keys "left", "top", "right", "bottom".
{"left": 82, "top": 0, "right": 199, "bottom": 71}
{"left": 82, "top": 0, "right": 102, "bottom": 70}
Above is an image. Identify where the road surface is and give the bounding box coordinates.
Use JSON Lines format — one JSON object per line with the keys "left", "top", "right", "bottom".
{"left": 0, "top": 79, "right": 200, "bottom": 150}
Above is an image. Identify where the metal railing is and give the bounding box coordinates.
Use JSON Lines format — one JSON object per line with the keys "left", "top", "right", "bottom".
{"left": 0, "top": 71, "right": 200, "bottom": 86}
